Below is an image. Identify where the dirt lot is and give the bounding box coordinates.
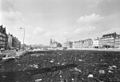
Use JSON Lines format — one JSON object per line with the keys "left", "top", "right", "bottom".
{"left": 0, "top": 50, "right": 120, "bottom": 82}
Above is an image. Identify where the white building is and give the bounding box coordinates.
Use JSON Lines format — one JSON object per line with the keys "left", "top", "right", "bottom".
{"left": 73, "top": 39, "right": 93, "bottom": 48}
{"left": 100, "top": 32, "right": 120, "bottom": 48}
{"left": 92, "top": 38, "right": 101, "bottom": 48}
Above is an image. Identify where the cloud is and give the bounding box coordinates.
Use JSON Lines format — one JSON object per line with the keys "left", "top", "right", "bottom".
{"left": 77, "top": 13, "right": 104, "bottom": 24}
{"left": 2, "top": 11, "right": 24, "bottom": 24}
{"left": 33, "top": 27, "right": 45, "bottom": 35}
{"left": 1, "top": 0, "right": 120, "bottom": 45}
{"left": 1, "top": 0, "right": 24, "bottom": 25}
{"left": 67, "top": 13, "right": 105, "bottom": 40}
{"left": 44, "top": 31, "right": 68, "bottom": 37}
{"left": 1, "top": 0, "right": 15, "bottom": 12}
{"left": 42, "top": 30, "right": 71, "bottom": 43}
{"left": 74, "top": 13, "right": 104, "bottom": 33}
{"left": 0, "top": 0, "right": 26, "bottom": 43}
{"left": 105, "top": 27, "right": 120, "bottom": 33}
{"left": 74, "top": 26, "right": 96, "bottom": 34}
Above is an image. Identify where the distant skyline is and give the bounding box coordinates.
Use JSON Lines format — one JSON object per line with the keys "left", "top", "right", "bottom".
{"left": 0, "top": 0, "right": 120, "bottom": 45}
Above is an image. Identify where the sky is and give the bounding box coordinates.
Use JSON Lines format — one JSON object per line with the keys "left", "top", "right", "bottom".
{"left": 0, "top": 0, "right": 120, "bottom": 45}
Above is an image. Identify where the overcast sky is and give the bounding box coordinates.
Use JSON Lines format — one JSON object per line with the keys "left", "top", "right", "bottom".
{"left": 0, "top": 0, "right": 120, "bottom": 45}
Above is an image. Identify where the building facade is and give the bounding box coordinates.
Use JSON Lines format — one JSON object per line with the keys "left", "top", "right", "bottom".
{"left": 100, "top": 32, "right": 120, "bottom": 48}
{"left": 7, "top": 34, "right": 21, "bottom": 50}
{"left": 0, "top": 25, "right": 8, "bottom": 50}
{"left": 73, "top": 39, "right": 93, "bottom": 48}
{"left": 92, "top": 38, "right": 102, "bottom": 48}
{"left": 63, "top": 41, "right": 73, "bottom": 48}
{"left": 50, "top": 39, "right": 62, "bottom": 48}
{"left": 73, "top": 40, "right": 83, "bottom": 48}
{"left": 83, "top": 39, "right": 93, "bottom": 48}
{"left": 7, "top": 34, "right": 13, "bottom": 49}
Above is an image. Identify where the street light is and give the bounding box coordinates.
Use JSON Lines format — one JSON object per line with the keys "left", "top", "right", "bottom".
{"left": 19, "top": 27, "right": 25, "bottom": 50}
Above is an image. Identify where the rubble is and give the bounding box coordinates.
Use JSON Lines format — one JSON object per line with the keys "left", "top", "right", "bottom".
{"left": 35, "top": 79, "right": 42, "bottom": 82}
{"left": 0, "top": 50, "right": 120, "bottom": 82}
{"left": 99, "top": 69, "right": 105, "bottom": 74}
{"left": 88, "top": 74, "right": 94, "bottom": 78}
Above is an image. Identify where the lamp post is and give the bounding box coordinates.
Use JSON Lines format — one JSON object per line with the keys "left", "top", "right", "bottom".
{"left": 19, "top": 27, "right": 25, "bottom": 50}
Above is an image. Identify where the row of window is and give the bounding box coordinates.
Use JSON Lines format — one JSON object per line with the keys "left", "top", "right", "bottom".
{"left": 0, "top": 32, "right": 6, "bottom": 37}
{"left": 0, "top": 37, "right": 7, "bottom": 41}
{"left": 0, "top": 41, "right": 6, "bottom": 44}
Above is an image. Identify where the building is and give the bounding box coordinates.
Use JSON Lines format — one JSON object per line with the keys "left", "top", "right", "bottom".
{"left": 7, "top": 34, "right": 13, "bottom": 49}
{"left": 92, "top": 38, "right": 102, "bottom": 48}
{"left": 7, "top": 34, "right": 21, "bottom": 50}
{"left": 63, "top": 41, "right": 73, "bottom": 48}
{"left": 50, "top": 39, "right": 62, "bottom": 48}
{"left": 83, "top": 39, "right": 93, "bottom": 48}
{"left": 73, "top": 39, "right": 93, "bottom": 48}
{"left": 115, "top": 36, "right": 120, "bottom": 48}
{"left": 100, "top": 32, "right": 120, "bottom": 48}
{"left": 0, "top": 25, "right": 8, "bottom": 50}
{"left": 73, "top": 40, "right": 83, "bottom": 48}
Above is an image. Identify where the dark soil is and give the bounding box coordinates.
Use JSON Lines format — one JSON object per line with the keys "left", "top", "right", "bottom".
{"left": 0, "top": 50, "right": 120, "bottom": 82}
